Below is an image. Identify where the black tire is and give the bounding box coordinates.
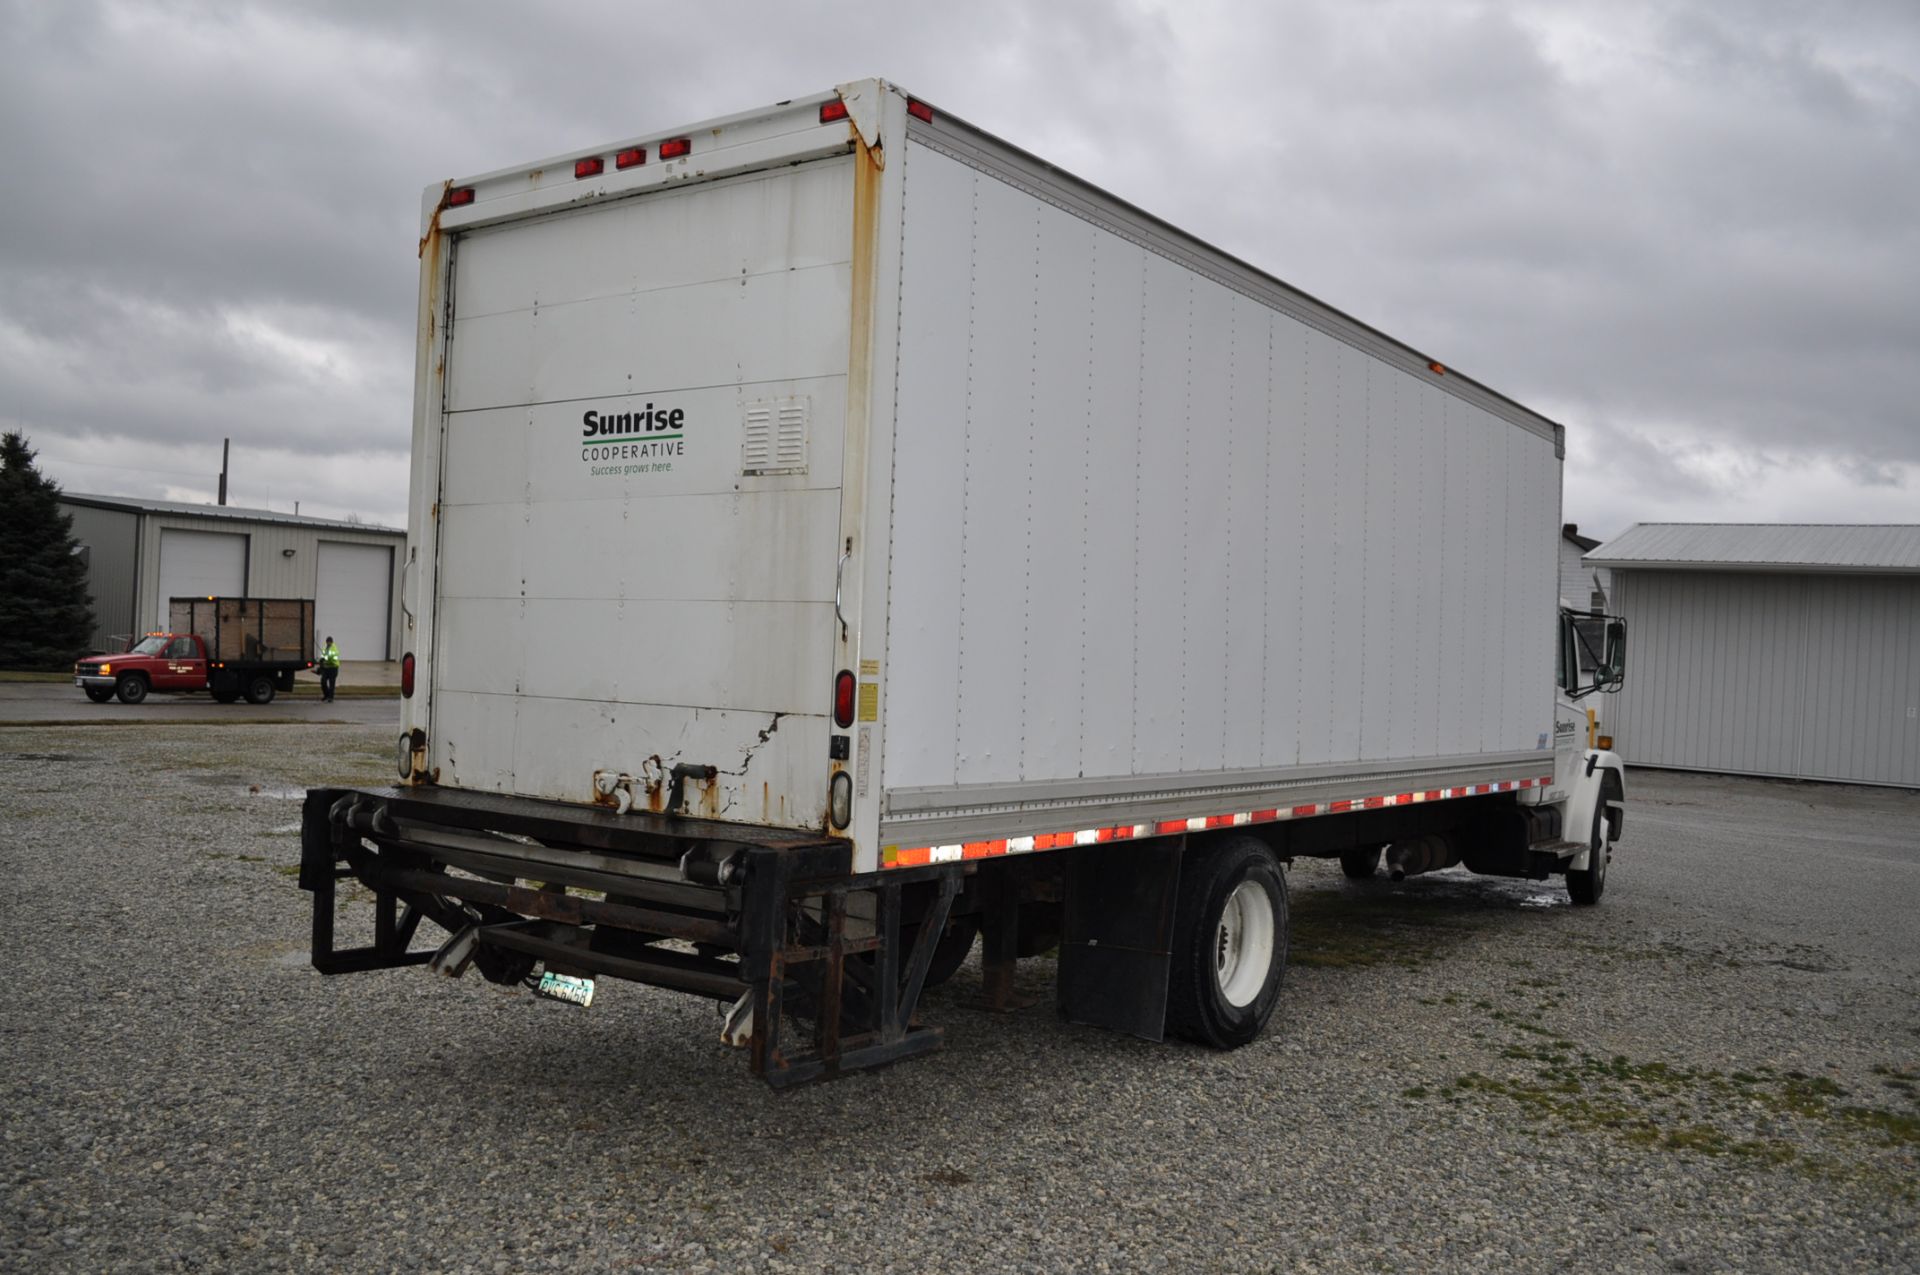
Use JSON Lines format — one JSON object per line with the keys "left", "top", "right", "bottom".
{"left": 1568, "top": 804, "right": 1608, "bottom": 906}
{"left": 114, "top": 674, "right": 148, "bottom": 704}
{"left": 243, "top": 674, "right": 276, "bottom": 705}
{"left": 209, "top": 670, "right": 241, "bottom": 703}
{"left": 1167, "top": 834, "right": 1288, "bottom": 1048}
{"left": 1339, "top": 844, "right": 1381, "bottom": 879}
{"left": 918, "top": 913, "right": 981, "bottom": 990}
{"left": 84, "top": 685, "right": 115, "bottom": 703}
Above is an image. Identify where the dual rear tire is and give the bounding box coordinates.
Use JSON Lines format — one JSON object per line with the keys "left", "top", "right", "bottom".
{"left": 1167, "top": 834, "right": 1288, "bottom": 1049}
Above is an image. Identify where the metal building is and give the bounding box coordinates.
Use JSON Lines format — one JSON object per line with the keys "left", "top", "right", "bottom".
{"left": 1587, "top": 523, "right": 1920, "bottom": 788}
{"left": 59, "top": 494, "right": 407, "bottom": 661}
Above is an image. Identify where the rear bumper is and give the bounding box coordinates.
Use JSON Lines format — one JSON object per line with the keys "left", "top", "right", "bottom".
{"left": 299, "top": 785, "right": 954, "bottom": 1087}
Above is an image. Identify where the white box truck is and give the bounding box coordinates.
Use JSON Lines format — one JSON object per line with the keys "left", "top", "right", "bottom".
{"left": 301, "top": 80, "right": 1628, "bottom": 1086}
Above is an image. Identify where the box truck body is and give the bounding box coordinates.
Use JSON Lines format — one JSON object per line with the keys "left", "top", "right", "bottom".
{"left": 304, "top": 81, "right": 1627, "bottom": 1086}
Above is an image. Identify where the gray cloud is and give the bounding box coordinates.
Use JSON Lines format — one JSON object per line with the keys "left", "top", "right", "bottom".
{"left": 3, "top": 0, "right": 1915, "bottom": 536}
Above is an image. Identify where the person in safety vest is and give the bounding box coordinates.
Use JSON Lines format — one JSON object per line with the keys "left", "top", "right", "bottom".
{"left": 319, "top": 635, "right": 341, "bottom": 702}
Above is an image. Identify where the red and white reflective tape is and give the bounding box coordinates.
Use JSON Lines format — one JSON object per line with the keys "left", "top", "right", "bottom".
{"left": 881, "top": 773, "right": 1554, "bottom": 869}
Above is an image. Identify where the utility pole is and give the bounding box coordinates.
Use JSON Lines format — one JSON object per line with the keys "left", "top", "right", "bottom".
{"left": 217, "top": 438, "right": 230, "bottom": 506}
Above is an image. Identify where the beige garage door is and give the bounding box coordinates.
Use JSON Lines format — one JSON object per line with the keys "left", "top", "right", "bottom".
{"left": 315, "top": 542, "right": 393, "bottom": 660}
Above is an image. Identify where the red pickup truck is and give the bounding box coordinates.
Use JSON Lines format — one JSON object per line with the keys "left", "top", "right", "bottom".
{"left": 74, "top": 597, "right": 317, "bottom": 706}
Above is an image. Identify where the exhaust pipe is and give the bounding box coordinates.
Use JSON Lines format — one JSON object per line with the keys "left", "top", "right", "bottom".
{"left": 1385, "top": 834, "right": 1461, "bottom": 881}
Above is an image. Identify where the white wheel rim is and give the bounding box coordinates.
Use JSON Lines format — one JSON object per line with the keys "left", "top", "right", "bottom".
{"left": 1215, "top": 879, "right": 1276, "bottom": 1008}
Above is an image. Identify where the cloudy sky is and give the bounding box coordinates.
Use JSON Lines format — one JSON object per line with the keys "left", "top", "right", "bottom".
{"left": 5, "top": 0, "right": 1916, "bottom": 540}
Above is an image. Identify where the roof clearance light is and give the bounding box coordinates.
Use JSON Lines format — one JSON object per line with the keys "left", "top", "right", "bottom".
{"left": 615, "top": 147, "right": 646, "bottom": 170}
{"left": 658, "top": 137, "right": 691, "bottom": 159}
{"left": 820, "top": 99, "right": 849, "bottom": 123}
{"left": 907, "top": 99, "right": 934, "bottom": 123}
{"left": 574, "top": 157, "right": 605, "bottom": 179}
{"left": 447, "top": 187, "right": 475, "bottom": 208}
{"left": 1427, "top": 361, "right": 1447, "bottom": 375}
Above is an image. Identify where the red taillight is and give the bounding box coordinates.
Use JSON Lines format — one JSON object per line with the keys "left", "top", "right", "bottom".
{"left": 907, "top": 99, "right": 934, "bottom": 124}
{"left": 616, "top": 147, "right": 646, "bottom": 170}
{"left": 447, "top": 187, "right": 475, "bottom": 208}
{"left": 575, "top": 157, "right": 604, "bottom": 179}
{"left": 820, "top": 99, "right": 848, "bottom": 123}
{"left": 401, "top": 652, "right": 415, "bottom": 699}
{"left": 833, "top": 669, "right": 855, "bottom": 728}
{"left": 658, "top": 137, "right": 691, "bottom": 159}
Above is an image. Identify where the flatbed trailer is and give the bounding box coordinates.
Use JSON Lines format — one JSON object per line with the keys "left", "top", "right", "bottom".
{"left": 302, "top": 79, "right": 1627, "bottom": 1086}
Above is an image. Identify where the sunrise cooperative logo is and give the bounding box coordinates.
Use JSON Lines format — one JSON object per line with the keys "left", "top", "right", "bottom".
{"left": 580, "top": 402, "right": 687, "bottom": 473}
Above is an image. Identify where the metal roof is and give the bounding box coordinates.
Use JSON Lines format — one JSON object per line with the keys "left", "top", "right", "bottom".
{"left": 1585, "top": 523, "right": 1920, "bottom": 574}
{"left": 59, "top": 492, "right": 405, "bottom": 537}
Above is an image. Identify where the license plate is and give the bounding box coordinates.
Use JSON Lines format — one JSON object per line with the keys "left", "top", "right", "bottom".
{"left": 534, "top": 972, "right": 595, "bottom": 1007}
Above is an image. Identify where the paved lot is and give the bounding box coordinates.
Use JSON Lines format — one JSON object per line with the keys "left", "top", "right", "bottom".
{"left": 2, "top": 723, "right": 1915, "bottom": 1272}
{"left": 0, "top": 682, "right": 399, "bottom": 727}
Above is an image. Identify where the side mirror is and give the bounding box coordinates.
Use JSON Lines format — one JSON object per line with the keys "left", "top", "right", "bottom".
{"left": 1601, "top": 619, "right": 1627, "bottom": 688}
{"left": 1561, "top": 610, "right": 1626, "bottom": 699}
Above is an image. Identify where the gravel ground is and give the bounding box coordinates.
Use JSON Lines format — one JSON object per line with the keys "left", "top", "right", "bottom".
{"left": 2, "top": 724, "right": 1915, "bottom": 1272}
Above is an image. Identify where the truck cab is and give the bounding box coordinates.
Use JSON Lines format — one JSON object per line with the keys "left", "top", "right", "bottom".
{"left": 75, "top": 633, "right": 208, "bottom": 703}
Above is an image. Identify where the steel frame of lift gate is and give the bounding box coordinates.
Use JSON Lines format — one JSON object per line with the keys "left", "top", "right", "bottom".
{"left": 298, "top": 786, "right": 960, "bottom": 1089}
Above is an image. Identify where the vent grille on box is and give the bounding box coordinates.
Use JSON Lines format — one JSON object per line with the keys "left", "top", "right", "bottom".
{"left": 742, "top": 396, "right": 809, "bottom": 475}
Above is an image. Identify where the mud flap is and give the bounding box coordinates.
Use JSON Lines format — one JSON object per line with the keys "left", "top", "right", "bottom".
{"left": 1057, "top": 838, "right": 1183, "bottom": 1041}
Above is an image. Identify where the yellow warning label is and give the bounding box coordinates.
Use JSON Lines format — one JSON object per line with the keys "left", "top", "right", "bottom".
{"left": 858, "top": 659, "right": 880, "bottom": 676}
{"left": 857, "top": 681, "right": 880, "bottom": 722}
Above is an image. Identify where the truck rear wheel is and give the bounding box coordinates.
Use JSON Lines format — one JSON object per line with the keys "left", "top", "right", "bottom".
{"left": 243, "top": 674, "right": 276, "bottom": 705}
{"left": 915, "top": 913, "right": 980, "bottom": 990}
{"left": 1567, "top": 806, "right": 1608, "bottom": 906}
{"left": 114, "top": 674, "right": 148, "bottom": 704}
{"left": 1167, "top": 834, "right": 1288, "bottom": 1049}
{"left": 209, "top": 670, "right": 241, "bottom": 703}
{"left": 1340, "top": 844, "right": 1381, "bottom": 879}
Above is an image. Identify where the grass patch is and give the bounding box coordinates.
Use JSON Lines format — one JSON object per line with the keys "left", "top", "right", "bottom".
{"left": 1403, "top": 996, "right": 1920, "bottom": 1199}
{"left": 1288, "top": 889, "right": 1485, "bottom": 969}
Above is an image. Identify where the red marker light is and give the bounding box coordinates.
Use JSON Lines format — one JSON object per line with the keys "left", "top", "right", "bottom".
{"left": 833, "top": 669, "right": 855, "bottom": 728}
{"left": 820, "top": 99, "right": 849, "bottom": 123}
{"left": 401, "top": 652, "right": 415, "bottom": 699}
{"left": 615, "top": 147, "right": 646, "bottom": 169}
{"left": 658, "top": 137, "right": 691, "bottom": 159}
{"left": 907, "top": 99, "right": 933, "bottom": 123}
{"left": 574, "top": 157, "right": 604, "bottom": 179}
{"left": 447, "top": 187, "right": 475, "bottom": 208}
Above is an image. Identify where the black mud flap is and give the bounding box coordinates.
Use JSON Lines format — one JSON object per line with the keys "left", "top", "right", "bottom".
{"left": 1057, "top": 838, "right": 1183, "bottom": 1041}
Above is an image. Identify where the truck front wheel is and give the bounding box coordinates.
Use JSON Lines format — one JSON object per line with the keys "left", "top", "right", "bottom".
{"left": 1567, "top": 806, "right": 1608, "bottom": 906}
{"left": 1167, "top": 834, "right": 1288, "bottom": 1048}
{"left": 243, "top": 674, "right": 276, "bottom": 705}
{"left": 1339, "top": 844, "right": 1382, "bottom": 879}
{"left": 84, "top": 685, "right": 115, "bottom": 703}
{"left": 114, "top": 674, "right": 148, "bottom": 705}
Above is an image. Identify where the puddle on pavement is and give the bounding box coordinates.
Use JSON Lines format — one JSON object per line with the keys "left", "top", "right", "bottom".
{"left": 1, "top": 753, "right": 101, "bottom": 763}
{"left": 181, "top": 773, "right": 305, "bottom": 799}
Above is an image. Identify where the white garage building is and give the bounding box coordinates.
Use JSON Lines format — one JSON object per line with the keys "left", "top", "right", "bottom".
{"left": 59, "top": 494, "right": 407, "bottom": 661}
{"left": 1586, "top": 523, "right": 1920, "bottom": 788}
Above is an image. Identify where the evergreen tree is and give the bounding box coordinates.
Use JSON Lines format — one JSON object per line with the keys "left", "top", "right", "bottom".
{"left": 0, "top": 432, "right": 94, "bottom": 667}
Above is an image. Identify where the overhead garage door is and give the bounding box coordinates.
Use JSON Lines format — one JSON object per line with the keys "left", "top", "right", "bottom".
{"left": 157, "top": 529, "right": 246, "bottom": 627}
{"left": 316, "top": 541, "right": 393, "bottom": 660}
